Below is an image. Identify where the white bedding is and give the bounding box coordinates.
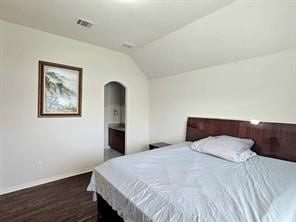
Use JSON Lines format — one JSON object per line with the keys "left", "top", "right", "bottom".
{"left": 87, "top": 142, "right": 296, "bottom": 222}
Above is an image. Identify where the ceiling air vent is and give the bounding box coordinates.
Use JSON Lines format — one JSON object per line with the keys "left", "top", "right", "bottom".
{"left": 77, "top": 18, "right": 94, "bottom": 28}
{"left": 122, "top": 42, "right": 135, "bottom": 49}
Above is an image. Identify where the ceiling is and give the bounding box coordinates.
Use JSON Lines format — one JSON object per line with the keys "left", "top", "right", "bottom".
{"left": 0, "top": 0, "right": 232, "bottom": 52}
{"left": 1, "top": 0, "right": 295, "bottom": 78}
{"left": 131, "top": 0, "right": 296, "bottom": 78}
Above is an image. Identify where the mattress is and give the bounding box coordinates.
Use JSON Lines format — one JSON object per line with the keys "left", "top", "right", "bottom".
{"left": 87, "top": 142, "right": 296, "bottom": 222}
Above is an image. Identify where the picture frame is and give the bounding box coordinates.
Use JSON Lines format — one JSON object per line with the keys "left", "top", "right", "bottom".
{"left": 38, "top": 61, "right": 82, "bottom": 117}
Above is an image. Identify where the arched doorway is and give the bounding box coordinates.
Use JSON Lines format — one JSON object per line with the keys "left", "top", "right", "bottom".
{"left": 104, "top": 81, "right": 126, "bottom": 161}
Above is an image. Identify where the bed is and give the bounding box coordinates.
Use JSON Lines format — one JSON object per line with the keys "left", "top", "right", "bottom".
{"left": 87, "top": 117, "right": 296, "bottom": 222}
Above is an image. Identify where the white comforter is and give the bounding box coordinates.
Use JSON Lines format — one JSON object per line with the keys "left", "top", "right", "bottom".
{"left": 87, "top": 142, "right": 296, "bottom": 222}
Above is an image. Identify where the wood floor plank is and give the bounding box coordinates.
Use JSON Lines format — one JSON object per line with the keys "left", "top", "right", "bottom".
{"left": 0, "top": 173, "right": 99, "bottom": 222}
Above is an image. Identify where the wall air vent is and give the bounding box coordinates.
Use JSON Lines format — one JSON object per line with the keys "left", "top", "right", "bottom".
{"left": 77, "top": 18, "right": 94, "bottom": 28}
{"left": 122, "top": 42, "right": 135, "bottom": 49}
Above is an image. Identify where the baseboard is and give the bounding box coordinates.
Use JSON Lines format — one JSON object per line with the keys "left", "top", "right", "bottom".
{"left": 0, "top": 167, "right": 94, "bottom": 195}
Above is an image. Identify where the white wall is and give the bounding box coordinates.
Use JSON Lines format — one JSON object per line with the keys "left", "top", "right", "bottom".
{"left": 150, "top": 48, "right": 296, "bottom": 144}
{"left": 0, "top": 20, "right": 4, "bottom": 191}
{"left": 0, "top": 20, "right": 149, "bottom": 194}
{"left": 104, "top": 82, "right": 125, "bottom": 148}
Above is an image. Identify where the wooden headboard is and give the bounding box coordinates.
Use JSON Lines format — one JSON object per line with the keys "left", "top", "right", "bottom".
{"left": 186, "top": 117, "right": 296, "bottom": 162}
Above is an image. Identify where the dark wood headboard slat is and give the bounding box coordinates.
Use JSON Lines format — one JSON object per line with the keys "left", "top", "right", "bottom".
{"left": 186, "top": 117, "right": 296, "bottom": 162}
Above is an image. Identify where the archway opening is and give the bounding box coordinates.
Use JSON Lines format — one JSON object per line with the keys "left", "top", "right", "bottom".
{"left": 104, "top": 81, "right": 126, "bottom": 161}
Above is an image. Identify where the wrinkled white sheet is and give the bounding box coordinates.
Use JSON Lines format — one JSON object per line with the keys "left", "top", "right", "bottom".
{"left": 87, "top": 142, "right": 296, "bottom": 222}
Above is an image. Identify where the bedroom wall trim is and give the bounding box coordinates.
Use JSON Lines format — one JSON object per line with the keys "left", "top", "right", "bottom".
{"left": 0, "top": 167, "right": 93, "bottom": 195}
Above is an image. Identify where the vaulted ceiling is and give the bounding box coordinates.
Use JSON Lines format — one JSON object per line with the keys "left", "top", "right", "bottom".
{"left": 1, "top": 0, "right": 295, "bottom": 78}
{"left": 0, "top": 0, "right": 233, "bottom": 52}
{"left": 131, "top": 0, "right": 296, "bottom": 78}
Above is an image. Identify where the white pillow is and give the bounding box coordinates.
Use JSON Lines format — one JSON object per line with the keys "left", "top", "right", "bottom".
{"left": 190, "top": 135, "right": 256, "bottom": 162}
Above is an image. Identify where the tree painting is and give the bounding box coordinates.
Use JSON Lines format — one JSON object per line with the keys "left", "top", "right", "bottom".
{"left": 38, "top": 61, "right": 82, "bottom": 117}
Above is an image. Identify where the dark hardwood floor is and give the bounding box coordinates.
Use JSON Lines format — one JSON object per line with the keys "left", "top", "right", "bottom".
{"left": 0, "top": 172, "right": 99, "bottom": 222}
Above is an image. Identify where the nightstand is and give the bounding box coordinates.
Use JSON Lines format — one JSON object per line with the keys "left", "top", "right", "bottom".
{"left": 149, "top": 142, "right": 171, "bottom": 150}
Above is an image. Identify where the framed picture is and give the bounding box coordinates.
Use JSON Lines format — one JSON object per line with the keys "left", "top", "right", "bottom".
{"left": 38, "top": 61, "right": 82, "bottom": 117}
